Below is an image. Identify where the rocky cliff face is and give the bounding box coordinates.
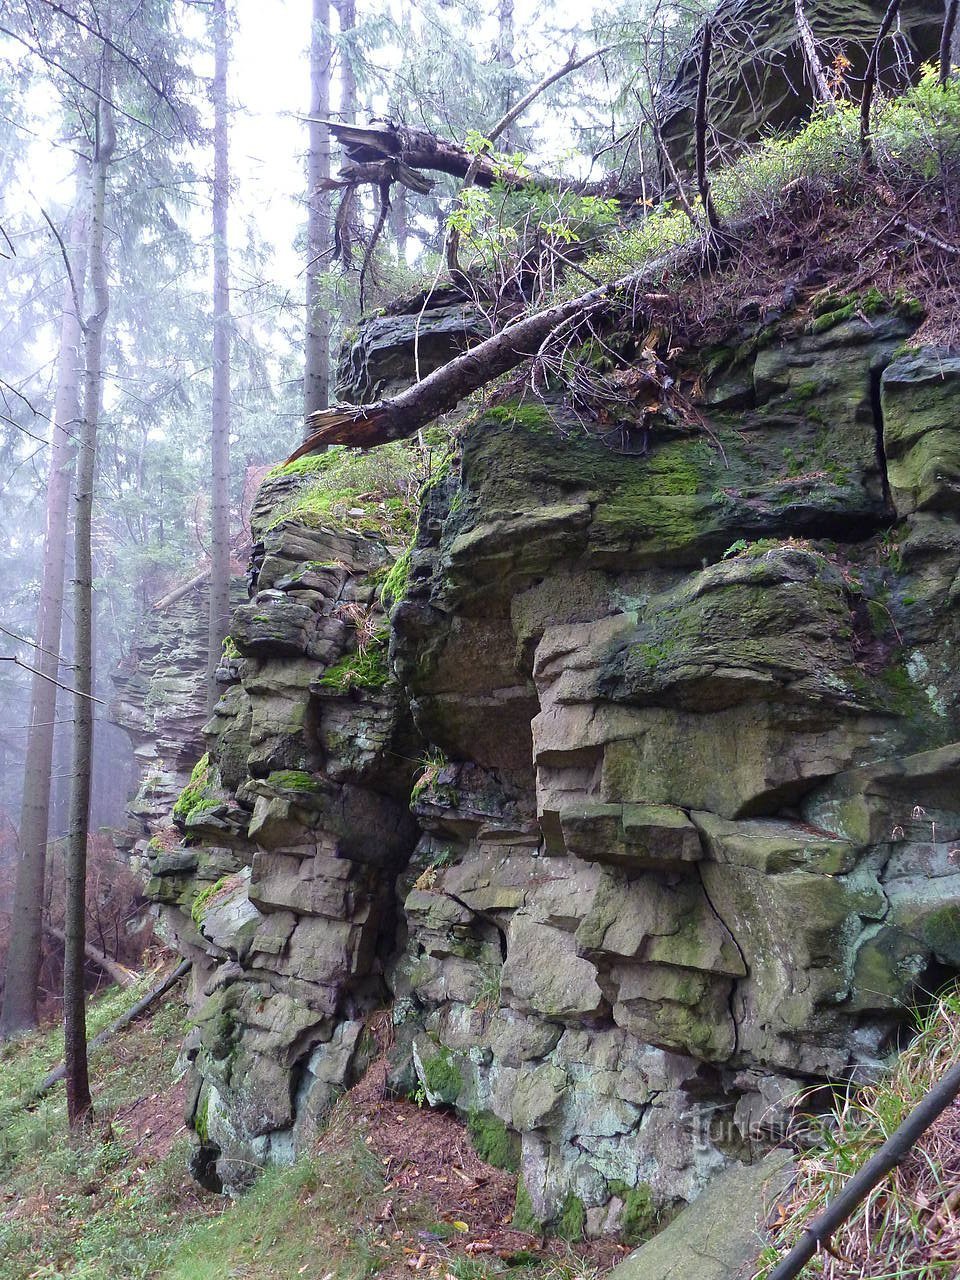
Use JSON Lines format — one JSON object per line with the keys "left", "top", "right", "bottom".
{"left": 149, "top": 301, "right": 960, "bottom": 1235}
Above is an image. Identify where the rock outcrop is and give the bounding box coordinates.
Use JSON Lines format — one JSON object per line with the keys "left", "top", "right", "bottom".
{"left": 337, "top": 285, "right": 487, "bottom": 405}
{"left": 148, "top": 302, "right": 960, "bottom": 1237}
{"left": 661, "top": 0, "right": 944, "bottom": 165}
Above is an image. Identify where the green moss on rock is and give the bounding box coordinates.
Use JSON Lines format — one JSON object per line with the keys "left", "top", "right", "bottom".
{"left": 380, "top": 547, "right": 412, "bottom": 610}
{"left": 421, "top": 1047, "right": 463, "bottom": 1104}
{"left": 556, "top": 1192, "right": 585, "bottom": 1242}
{"left": 611, "top": 1181, "right": 658, "bottom": 1245}
{"left": 317, "top": 643, "right": 391, "bottom": 692}
{"left": 467, "top": 1110, "right": 520, "bottom": 1172}
{"left": 512, "top": 1180, "right": 541, "bottom": 1233}
{"left": 173, "top": 752, "right": 214, "bottom": 824}
{"left": 191, "top": 874, "right": 230, "bottom": 926}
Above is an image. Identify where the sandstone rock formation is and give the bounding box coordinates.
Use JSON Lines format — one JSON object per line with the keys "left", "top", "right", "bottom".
{"left": 661, "top": 0, "right": 944, "bottom": 166}
{"left": 140, "top": 300, "right": 960, "bottom": 1237}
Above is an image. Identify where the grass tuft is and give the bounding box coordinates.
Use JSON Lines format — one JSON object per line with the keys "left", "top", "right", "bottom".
{"left": 757, "top": 982, "right": 960, "bottom": 1278}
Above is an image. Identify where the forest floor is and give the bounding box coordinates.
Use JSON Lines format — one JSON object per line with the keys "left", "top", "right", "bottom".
{"left": 0, "top": 965, "right": 627, "bottom": 1280}
{"left": 4, "top": 964, "right": 960, "bottom": 1279}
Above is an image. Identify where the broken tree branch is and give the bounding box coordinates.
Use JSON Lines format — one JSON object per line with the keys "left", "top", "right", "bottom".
{"left": 794, "top": 0, "right": 837, "bottom": 109}
{"left": 31, "top": 960, "right": 192, "bottom": 1100}
{"left": 151, "top": 566, "right": 210, "bottom": 612}
{"left": 860, "top": 0, "right": 904, "bottom": 170}
{"left": 44, "top": 923, "right": 138, "bottom": 989}
{"left": 286, "top": 229, "right": 735, "bottom": 458}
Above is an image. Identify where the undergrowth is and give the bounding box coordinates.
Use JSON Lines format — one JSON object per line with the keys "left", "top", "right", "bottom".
{"left": 0, "top": 973, "right": 213, "bottom": 1280}
{"left": 263, "top": 441, "right": 430, "bottom": 542}
{"left": 757, "top": 982, "right": 960, "bottom": 1278}
{"left": 572, "top": 67, "right": 960, "bottom": 293}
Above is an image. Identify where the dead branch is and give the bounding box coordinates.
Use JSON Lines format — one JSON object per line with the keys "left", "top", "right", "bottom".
{"left": 44, "top": 923, "right": 137, "bottom": 989}
{"left": 286, "top": 230, "right": 736, "bottom": 458}
{"left": 695, "top": 19, "right": 722, "bottom": 233}
{"left": 0, "top": 655, "right": 107, "bottom": 704}
{"left": 901, "top": 219, "right": 960, "bottom": 255}
{"left": 794, "top": 0, "right": 837, "bottom": 109}
{"left": 150, "top": 565, "right": 210, "bottom": 612}
{"left": 31, "top": 960, "right": 191, "bottom": 1100}
{"left": 860, "top": 0, "right": 904, "bottom": 170}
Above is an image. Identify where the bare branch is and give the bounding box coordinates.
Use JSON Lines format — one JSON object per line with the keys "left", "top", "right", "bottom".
{"left": 31, "top": 0, "right": 188, "bottom": 134}
{"left": 860, "top": 0, "right": 904, "bottom": 170}
{"left": 0, "top": 655, "right": 107, "bottom": 704}
{"left": 447, "top": 45, "right": 613, "bottom": 272}
{"left": 794, "top": 0, "right": 837, "bottom": 109}
{"left": 38, "top": 204, "right": 84, "bottom": 329}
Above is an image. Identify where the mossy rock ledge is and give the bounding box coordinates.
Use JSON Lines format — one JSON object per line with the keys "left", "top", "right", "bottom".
{"left": 127, "top": 311, "right": 960, "bottom": 1245}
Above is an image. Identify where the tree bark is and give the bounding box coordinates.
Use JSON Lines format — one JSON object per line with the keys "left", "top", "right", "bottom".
{"left": 495, "top": 0, "right": 517, "bottom": 149}
{"left": 206, "top": 0, "right": 232, "bottom": 716}
{"left": 0, "top": 176, "right": 88, "bottom": 1041}
{"left": 333, "top": 0, "right": 357, "bottom": 124}
{"left": 304, "top": 0, "right": 333, "bottom": 424}
{"left": 942, "top": 0, "right": 959, "bottom": 87}
{"left": 65, "top": 42, "right": 116, "bottom": 1127}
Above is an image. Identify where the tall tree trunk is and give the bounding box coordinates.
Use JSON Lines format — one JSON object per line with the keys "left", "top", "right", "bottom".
{"left": 390, "top": 185, "right": 408, "bottom": 264}
{"left": 334, "top": 0, "right": 357, "bottom": 124}
{"left": 304, "top": 0, "right": 333, "bottom": 425}
{"left": 206, "top": 0, "right": 232, "bottom": 715}
{"left": 0, "top": 178, "right": 88, "bottom": 1041}
{"left": 65, "top": 50, "right": 116, "bottom": 1127}
{"left": 496, "top": 0, "right": 517, "bottom": 148}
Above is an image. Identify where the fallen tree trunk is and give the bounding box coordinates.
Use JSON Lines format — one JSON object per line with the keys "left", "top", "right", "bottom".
{"left": 286, "top": 232, "right": 727, "bottom": 458}
{"left": 32, "top": 959, "right": 192, "bottom": 1100}
{"left": 151, "top": 565, "right": 209, "bottom": 612}
{"left": 316, "top": 117, "right": 640, "bottom": 203}
{"left": 44, "top": 923, "right": 137, "bottom": 989}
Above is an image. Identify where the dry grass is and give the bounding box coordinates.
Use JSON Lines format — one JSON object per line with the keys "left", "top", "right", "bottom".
{"left": 758, "top": 984, "right": 960, "bottom": 1279}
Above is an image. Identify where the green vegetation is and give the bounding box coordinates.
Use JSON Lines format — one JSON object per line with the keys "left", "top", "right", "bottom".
{"left": 191, "top": 874, "right": 231, "bottom": 926}
{"left": 317, "top": 640, "right": 391, "bottom": 692}
{"left": 265, "top": 769, "right": 323, "bottom": 793}
{"left": 0, "top": 978, "right": 209, "bottom": 1280}
{"left": 512, "top": 1180, "right": 541, "bottom": 1234}
{"left": 410, "top": 748, "right": 449, "bottom": 804}
{"left": 380, "top": 546, "right": 412, "bottom": 610}
{"left": 173, "top": 752, "right": 215, "bottom": 824}
{"left": 261, "top": 442, "right": 423, "bottom": 541}
{"left": 757, "top": 982, "right": 960, "bottom": 1278}
{"left": 163, "top": 1142, "right": 387, "bottom": 1280}
{"left": 572, "top": 67, "right": 960, "bottom": 292}
{"left": 610, "top": 1182, "right": 658, "bottom": 1246}
{"left": 555, "top": 1193, "right": 585, "bottom": 1243}
{"left": 420, "top": 1047, "right": 463, "bottom": 1104}
{"left": 467, "top": 1110, "right": 519, "bottom": 1172}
